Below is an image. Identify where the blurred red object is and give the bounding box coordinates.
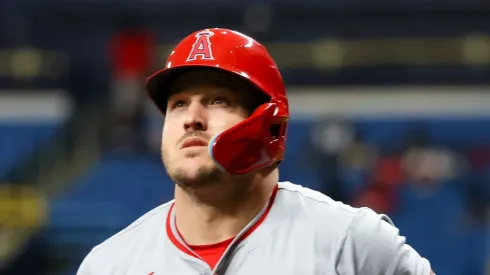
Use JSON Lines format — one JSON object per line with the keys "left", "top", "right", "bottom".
{"left": 109, "top": 27, "right": 155, "bottom": 79}
{"left": 353, "top": 180, "right": 397, "bottom": 214}
{"left": 466, "top": 146, "right": 490, "bottom": 171}
{"left": 373, "top": 156, "right": 403, "bottom": 187}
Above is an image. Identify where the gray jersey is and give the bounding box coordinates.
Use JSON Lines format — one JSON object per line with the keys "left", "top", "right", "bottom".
{"left": 76, "top": 181, "right": 432, "bottom": 275}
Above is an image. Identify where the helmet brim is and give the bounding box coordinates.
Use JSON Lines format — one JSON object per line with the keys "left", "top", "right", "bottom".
{"left": 146, "top": 64, "right": 270, "bottom": 115}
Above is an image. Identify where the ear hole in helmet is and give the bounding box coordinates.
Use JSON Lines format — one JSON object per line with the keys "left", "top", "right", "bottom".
{"left": 269, "top": 124, "right": 281, "bottom": 140}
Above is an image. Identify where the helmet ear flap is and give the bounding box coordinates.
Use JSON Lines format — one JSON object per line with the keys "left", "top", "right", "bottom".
{"left": 209, "top": 103, "right": 284, "bottom": 174}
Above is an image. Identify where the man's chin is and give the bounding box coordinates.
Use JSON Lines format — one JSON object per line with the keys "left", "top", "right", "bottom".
{"left": 182, "top": 146, "right": 208, "bottom": 158}
{"left": 169, "top": 163, "right": 223, "bottom": 189}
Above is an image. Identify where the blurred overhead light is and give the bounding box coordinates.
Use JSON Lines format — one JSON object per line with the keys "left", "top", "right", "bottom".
{"left": 243, "top": 4, "right": 273, "bottom": 33}
{"left": 463, "top": 34, "right": 490, "bottom": 65}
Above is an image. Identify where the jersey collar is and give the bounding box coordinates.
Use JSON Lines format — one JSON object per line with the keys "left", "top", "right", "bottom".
{"left": 166, "top": 184, "right": 279, "bottom": 260}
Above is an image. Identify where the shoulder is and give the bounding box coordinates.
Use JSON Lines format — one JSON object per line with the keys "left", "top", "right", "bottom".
{"left": 277, "top": 180, "right": 395, "bottom": 235}
{"left": 276, "top": 181, "right": 386, "bottom": 242}
{"left": 277, "top": 181, "right": 370, "bottom": 223}
{"left": 274, "top": 182, "right": 392, "bottom": 260}
{"left": 277, "top": 182, "right": 432, "bottom": 273}
{"left": 81, "top": 201, "right": 173, "bottom": 266}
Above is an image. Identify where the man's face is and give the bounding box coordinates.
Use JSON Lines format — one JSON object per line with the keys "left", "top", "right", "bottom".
{"left": 161, "top": 77, "right": 250, "bottom": 188}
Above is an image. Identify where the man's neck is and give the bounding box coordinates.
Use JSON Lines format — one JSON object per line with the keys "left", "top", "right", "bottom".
{"left": 173, "top": 173, "right": 277, "bottom": 246}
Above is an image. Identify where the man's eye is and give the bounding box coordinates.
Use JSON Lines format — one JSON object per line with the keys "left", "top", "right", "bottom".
{"left": 210, "top": 97, "right": 229, "bottom": 106}
{"left": 171, "top": 100, "right": 186, "bottom": 109}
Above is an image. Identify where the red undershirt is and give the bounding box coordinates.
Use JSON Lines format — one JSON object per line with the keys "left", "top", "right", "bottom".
{"left": 167, "top": 184, "right": 278, "bottom": 270}
{"left": 186, "top": 237, "right": 234, "bottom": 270}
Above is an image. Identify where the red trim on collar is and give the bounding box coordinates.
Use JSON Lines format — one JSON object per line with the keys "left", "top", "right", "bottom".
{"left": 166, "top": 203, "right": 195, "bottom": 257}
{"left": 166, "top": 184, "right": 279, "bottom": 258}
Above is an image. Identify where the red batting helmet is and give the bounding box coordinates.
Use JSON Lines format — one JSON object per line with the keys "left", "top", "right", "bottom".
{"left": 146, "top": 28, "right": 289, "bottom": 175}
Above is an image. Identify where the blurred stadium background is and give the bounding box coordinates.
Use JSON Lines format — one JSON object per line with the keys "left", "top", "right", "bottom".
{"left": 0, "top": 0, "right": 489, "bottom": 274}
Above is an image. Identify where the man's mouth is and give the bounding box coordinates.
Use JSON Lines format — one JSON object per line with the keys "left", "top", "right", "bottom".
{"left": 181, "top": 137, "right": 208, "bottom": 149}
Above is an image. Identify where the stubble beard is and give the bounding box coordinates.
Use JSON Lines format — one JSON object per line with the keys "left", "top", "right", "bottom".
{"left": 161, "top": 147, "right": 226, "bottom": 190}
{"left": 172, "top": 165, "right": 225, "bottom": 190}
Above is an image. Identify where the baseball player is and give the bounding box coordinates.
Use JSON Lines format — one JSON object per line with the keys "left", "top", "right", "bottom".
{"left": 76, "top": 28, "right": 435, "bottom": 275}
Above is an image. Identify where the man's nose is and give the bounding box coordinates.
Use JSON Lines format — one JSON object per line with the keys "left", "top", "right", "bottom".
{"left": 183, "top": 102, "right": 208, "bottom": 132}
